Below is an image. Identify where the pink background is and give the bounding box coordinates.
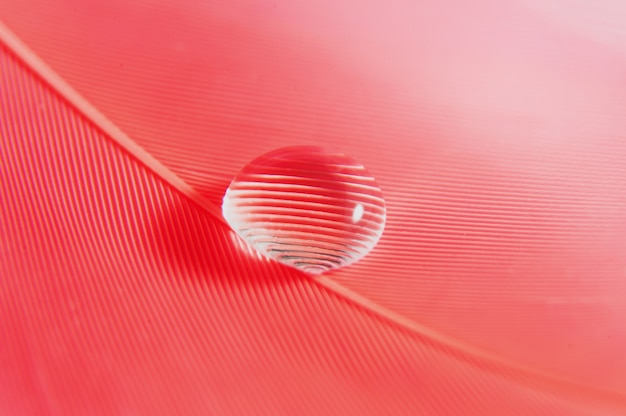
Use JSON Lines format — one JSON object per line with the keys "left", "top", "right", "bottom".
{"left": 2, "top": 0, "right": 626, "bottom": 414}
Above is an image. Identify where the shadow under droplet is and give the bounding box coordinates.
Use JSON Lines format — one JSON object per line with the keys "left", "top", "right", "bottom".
{"left": 193, "top": 178, "right": 233, "bottom": 207}
{"left": 145, "top": 192, "right": 303, "bottom": 288}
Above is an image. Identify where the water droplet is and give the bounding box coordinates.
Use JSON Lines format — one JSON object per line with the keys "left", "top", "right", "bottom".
{"left": 222, "top": 146, "right": 386, "bottom": 275}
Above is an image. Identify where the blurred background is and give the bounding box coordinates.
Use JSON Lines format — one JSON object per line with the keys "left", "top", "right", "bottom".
{"left": 2, "top": 0, "right": 626, "bottom": 414}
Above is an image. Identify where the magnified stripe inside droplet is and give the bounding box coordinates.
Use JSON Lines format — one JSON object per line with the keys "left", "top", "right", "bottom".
{"left": 222, "top": 146, "right": 386, "bottom": 275}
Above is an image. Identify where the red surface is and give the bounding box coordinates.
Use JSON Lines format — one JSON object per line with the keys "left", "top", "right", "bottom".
{"left": 2, "top": 0, "right": 626, "bottom": 414}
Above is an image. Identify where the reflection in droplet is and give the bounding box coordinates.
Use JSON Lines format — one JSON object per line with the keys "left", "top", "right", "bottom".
{"left": 352, "top": 203, "right": 365, "bottom": 223}
{"left": 222, "top": 146, "right": 386, "bottom": 275}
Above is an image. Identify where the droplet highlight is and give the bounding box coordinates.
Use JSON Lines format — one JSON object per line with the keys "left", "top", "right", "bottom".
{"left": 222, "top": 146, "right": 386, "bottom": 275}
